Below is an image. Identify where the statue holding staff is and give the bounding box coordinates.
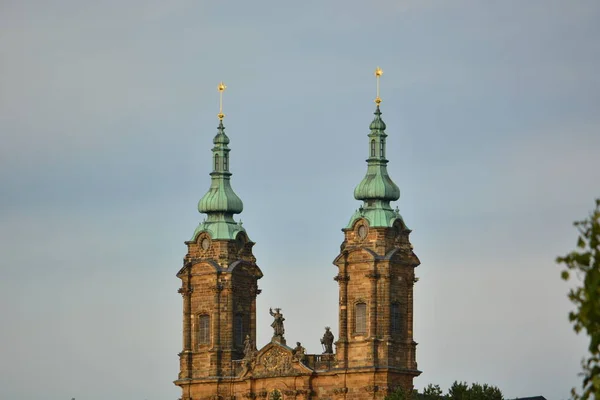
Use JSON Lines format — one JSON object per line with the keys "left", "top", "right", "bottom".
{"left": 269, "top": 307, "right": 285, "bottom": 337}
{"left": 321, "top": 327, "right": 334, "bottom": 354}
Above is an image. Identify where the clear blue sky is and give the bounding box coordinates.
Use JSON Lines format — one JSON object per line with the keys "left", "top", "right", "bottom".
{"left": 1, "top": 1, "right": 599, "bottom": 399}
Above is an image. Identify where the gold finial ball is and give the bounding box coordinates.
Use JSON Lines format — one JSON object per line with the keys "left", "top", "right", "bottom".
{"left": 218, "top": 82, "right": 227, "bottom": 92}
{"left": 375, "top": 67, "right": 383, "bottom": 77}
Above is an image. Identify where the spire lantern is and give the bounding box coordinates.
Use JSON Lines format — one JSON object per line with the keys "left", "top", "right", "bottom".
{"left": 194, "top": 82, "right": 246, "bottom": 241}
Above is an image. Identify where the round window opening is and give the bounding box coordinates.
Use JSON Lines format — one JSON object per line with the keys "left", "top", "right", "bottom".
{"left": 358, "top": 225, "right": 367, "bottom": 240}
{"left": 201, "top": 238, "right": 210, "bottom": 250}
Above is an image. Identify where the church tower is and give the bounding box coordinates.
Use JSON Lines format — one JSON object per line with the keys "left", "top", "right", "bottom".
{"left": 174, "top": 72, "right": 421, "bottom": 400}
{"left": 176, "top": 83, "right": 263, "bottom": 395}
{"left": 333, "top": 68, "right": 421, "bottom": 392}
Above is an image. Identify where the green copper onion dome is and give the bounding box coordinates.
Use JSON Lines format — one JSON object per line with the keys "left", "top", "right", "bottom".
{"left": 198, "top": 120, "right": 243, "bottom": 214}
{"left": 193, "top": 119, "right": 246, "bottom": 241}
{"left": 354, "top": 105, "right": 400, "bottom": 201}
{"left": 212, "top": 125, "right": 230, "bottom": 145}
{"left": 347, "top": 104, "right": 404, "bottom": 229}
{"left": 368, "top": 106, "right": 387, "bottom": 131}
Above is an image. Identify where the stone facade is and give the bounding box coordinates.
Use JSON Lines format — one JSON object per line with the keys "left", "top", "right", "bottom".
{"left": 176, "top": 231, "right": 262, "bottom": 381}
{"left": 174, "top": 216, "right": 421, "bottom": 400}
{"left": 175, "top": 89, "right": 421, "bottom": 400}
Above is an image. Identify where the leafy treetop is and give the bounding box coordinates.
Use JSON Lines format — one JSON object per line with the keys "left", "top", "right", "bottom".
{"left": 557, "top": 198, "right": 600, "bottom": 400}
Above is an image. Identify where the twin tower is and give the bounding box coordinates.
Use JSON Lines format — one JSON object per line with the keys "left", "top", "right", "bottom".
{"left": 174, "top": 71, "right": 421, "bottom": 400}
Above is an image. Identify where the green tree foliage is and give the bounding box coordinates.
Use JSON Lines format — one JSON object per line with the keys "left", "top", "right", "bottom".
{"left": 557, "top": 198, "right": 600, "bottom": 400}
{"left": 386, "top": 382, "right": 503, "bottom": 400}
{"left": 467, "top": 383, "right": 503, "bottom": 400}
{"left": 385, "top": 387, "right": 412, "bottom": 400}
{"left": 423, "top": 384, "right": 444, "bottom": 400}
{"left": 448, "top": 381, "right": 469, "bottom": 400}
{"left": 446, "top": 382, "right": 502, "bottom": 400}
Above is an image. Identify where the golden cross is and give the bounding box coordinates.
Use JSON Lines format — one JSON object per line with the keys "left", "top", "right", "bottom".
{"left": 374, "top": 67, "right": 383, "bottom": 105}
{"left": 217, "top": 81, "right": 227, "bottom": 120}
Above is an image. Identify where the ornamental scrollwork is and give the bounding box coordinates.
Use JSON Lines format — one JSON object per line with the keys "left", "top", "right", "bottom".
{"left": 251, "top": 346, "right": 295, "bottom": 378}
{"left": 262, "top": 347, "right": 291, "bottom": 372}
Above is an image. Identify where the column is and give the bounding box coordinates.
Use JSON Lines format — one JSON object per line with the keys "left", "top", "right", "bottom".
{"left": 367, "top": 270, "right": 379, "bottom": 365}
{"left": 334, "top": 267, "right": 350, "bottom": 368}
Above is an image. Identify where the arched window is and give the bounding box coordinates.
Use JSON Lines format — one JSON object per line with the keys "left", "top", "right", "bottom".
{"left": 391, "top": 303, "right": 400, "bottom": 335}
{"left": 380, "top": 139, "right": 385, "bottom": 158}
{"left": 214, "top": 154, "right": 220, "bottom": 171}
{"left": 371, "top": 140, "right": 376, "bottom": 157}
{"left": 234, "top": 314, "right": 244, "bottom": 346}
{"left": 355, "top": 302, "right": 367, "bottom": 334}
{"left": 198, "top": 314, "right": 210, "bottom": 345}
{"left": 223, "top": 155, "right": 228, "bottom": 171}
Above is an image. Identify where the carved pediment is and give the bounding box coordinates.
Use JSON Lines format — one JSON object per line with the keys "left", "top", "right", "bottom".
{"left": 244, "top": 342, "right": 312, "bottom": 378}
{"left": 254, "top": 345, "right": 293, "bottom": 377}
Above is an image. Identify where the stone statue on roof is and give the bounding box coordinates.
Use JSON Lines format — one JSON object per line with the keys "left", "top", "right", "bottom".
{"left": 321, "top": 326, "right": 334, "bottom": 354}
{"left": 269, "top": 307, "right": 285, "bottom": 338}
{"left": 293, "top": 341, "right": 306, "bottom": 361}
